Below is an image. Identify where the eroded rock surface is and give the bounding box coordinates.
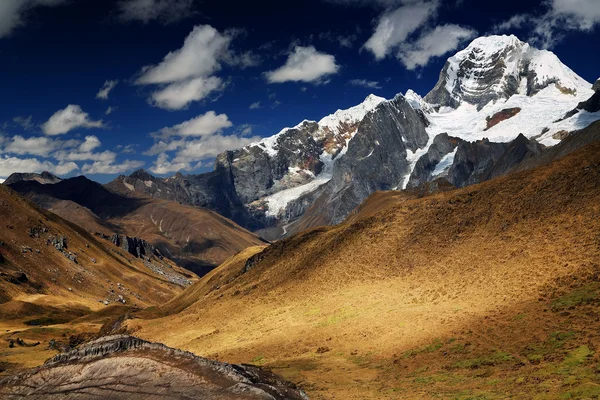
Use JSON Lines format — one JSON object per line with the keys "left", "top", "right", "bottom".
{"left": 0, "top": 335, "right": 309, "bottom": 400}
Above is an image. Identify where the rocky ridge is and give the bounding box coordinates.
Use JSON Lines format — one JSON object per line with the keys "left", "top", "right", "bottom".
{"left": 0, "top": 335, "right": 308, "bottom": 400}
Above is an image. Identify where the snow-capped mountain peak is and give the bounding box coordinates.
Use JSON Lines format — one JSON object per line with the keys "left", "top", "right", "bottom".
{"left": 425, "top": 34, "right": 591, "bottom": 110}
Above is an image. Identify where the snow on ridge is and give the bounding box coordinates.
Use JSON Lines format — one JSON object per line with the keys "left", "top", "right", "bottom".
{"left": 250, "top": 95, "right": 386, "bottom": 157}
{"left": 318, "top": 94, "right": 386, "bottom": 131}
{"left": 264, "top": 152, "right": 335, "bottom": 218}
{"left": 432, "top": 148, "right": 458, "bottom": 177}
{"left": 425, "top": 84, "right": 596, "bottom": 146}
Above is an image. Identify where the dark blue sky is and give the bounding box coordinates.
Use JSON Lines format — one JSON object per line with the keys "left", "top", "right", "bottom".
{"left": 0, "top": 0, "right": 598, "bottom": 182}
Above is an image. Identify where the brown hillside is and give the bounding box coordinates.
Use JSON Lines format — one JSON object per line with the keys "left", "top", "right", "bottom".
{"left": 132, "top": 139, "right": 600, "bottom": 398}
{"left": 9, "top": 177, "right": 264, "bottom": 275}
{"left": 0, "top": 185, "right": 194, "bottom": 374}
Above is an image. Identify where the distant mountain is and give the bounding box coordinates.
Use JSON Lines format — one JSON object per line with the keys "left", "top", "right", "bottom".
{"left": 0, "top": 183, "right": 193, "bottom": 307}
{"left": 6, "top": 175, "right": 264, "bottom": 275}
{"left": 10, "top": 35, "right": 599, "bottom": 240}
{"left": 3, "top": 171, "right": 62, "bottom": 186}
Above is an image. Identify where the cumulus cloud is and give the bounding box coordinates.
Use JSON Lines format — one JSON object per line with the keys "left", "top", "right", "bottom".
{"left": 364, "top": 1, "right": 439, "bottom": 59}
{"left": 348, "top": 79, "right": 382, "bottom": 89}
{"left": 4, "top": 135, "right": 65, "bottom": 156}
{"left": 398, "top": 24, "right": 476, "bottom": 70}
{"left": 82, "top": 159, "right": 145, "bottom": 174}
{"left": 266, "top": 46, "right": 339, "bottom": 84}
{"left": 53, "top": 136, "right": 117, "bottom": 162}
{"left": 134, "top": 24, "right": 242, "bottom": 110}
{"left": 495, "top": 0, "right": 600, "bottom": 48}
{"left": 173, "top": 134, "right": 261, "bottom": 163}
{"left": 156, "top": 111, "right": 232, "bottom": 138}
{"left": 42, "top": 105, "right": 104, "bottom": 136}
{"left": 78, "top": 135, "right": 102, "bottom": 152}
{"left": 249, "top": 101, "right": 261, "bottom": 110}
{"left": 149, "top": 76, "right": 224, "bottom": 110}
{"left": 96, "top": 80, "right": 118, "bottom": 100}
{"left": 148, "top": 134, "right": 261, "bottom": 174}
{"left": 149, "top": 153, "right": 192, "bottom": 174}
{"left": 0, "top": 155, "right": 78, "bottom": 179}
{"left": 116, "top": 0, "right": 196, "bottom": 24}
{"left": 136, "top": 25, "right": 229, "bottom": 85}
{"left": 145, "top": 111, "right": 260, "bottom": 175}
{"left": 105, "top": 106, "right": 115, "bottom": 115}
{"left": 0, "top": 0, "right": 69, "bottom": 39}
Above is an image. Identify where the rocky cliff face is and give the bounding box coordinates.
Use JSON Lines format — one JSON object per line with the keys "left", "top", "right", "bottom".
{"left": 313, "top": 95, "right": 429, "bottom": 224}
{"left": 0, "top": 335, "right": 308, "bottom": 400}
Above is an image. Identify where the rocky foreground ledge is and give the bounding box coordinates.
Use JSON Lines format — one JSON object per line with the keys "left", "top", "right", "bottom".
{"left": 0, "top": 335, "right": 308, "bottom": 400}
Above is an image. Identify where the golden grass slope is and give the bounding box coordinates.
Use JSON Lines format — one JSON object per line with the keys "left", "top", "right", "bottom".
{"left": 132, "top": 138, "right": 600, "bottom": 398}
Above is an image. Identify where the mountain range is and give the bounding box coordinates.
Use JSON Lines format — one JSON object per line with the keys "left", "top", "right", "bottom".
{"left": 13, "top": 34, "right": 592, "bottom": 242}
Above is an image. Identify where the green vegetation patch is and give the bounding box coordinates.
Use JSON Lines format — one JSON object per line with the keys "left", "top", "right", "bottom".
{"left": 551, "top": 285, "right": 598, "bottom": 311}
{"left": 452, "top": 351, "right": 513, "bottom": 370}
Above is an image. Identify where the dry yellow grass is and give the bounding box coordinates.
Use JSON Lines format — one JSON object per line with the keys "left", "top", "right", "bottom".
{"left": 132, "top": 141, "right": 600, "bottom": 398}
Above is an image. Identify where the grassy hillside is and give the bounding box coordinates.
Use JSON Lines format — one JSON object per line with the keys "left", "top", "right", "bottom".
{"left": 0, "top": 184, "right": 195, "bottom": 375}
{"left": 131, "top": 138, "right": 600, "bottom": 399}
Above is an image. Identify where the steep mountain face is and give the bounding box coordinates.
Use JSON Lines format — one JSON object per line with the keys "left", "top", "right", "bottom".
{"left": 0, "top": 335, "right": 308, "bottom": 400}
{"left": 7, "top": 176, "right": 263, "bottom": 274}
{"left": 100, "top": 35, "right": 599, "bottom": 237}
{"left": 424, "top": 35, "right": 589, "bottom": 110}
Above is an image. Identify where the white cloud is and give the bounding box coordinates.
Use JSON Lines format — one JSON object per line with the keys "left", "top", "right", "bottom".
{"left": 96, "top": 80, "right": 118, "bottom": 100}
{"left": 78, "top": 135, "right": 102, "bottom": 152}
{"left": 266, "top": 46, "right": 339, "bottom": 84}
{"left": 105, "top": 106, "right": 115, "bottom": 115}
{"left": 13, "top": 115, "right": 34, "bottom": 131}
{"left": 349, "top": 79, "right": 382, "bottom": 89}
{"left": 249, "top": 101, "right": 261, "bottom": 110}
{"left": 82, "top": 159, "right": 144, "bottom": 174}
{"left": 364, "top": 1, "right": 439, "bottom": 59}
{"left": 135, "top": 24, "right": 243, "bottom": 109}
{"left": 157, "top": 111, "right": 232, "bottom": 138}
{"left": 495, "top": 0, "right": 600, "bottom": 48}
{"left": 0, "top": 0, "right": 68, "bottom": 39}
{"left": 398, "top": 24, "right": 476, "bottom": 69}
{"left": 146, "top": 112, "right": 260, "bottom": 174}
{"left": 4, "top": 135, "right": 63, "bottom": 156}
{"left": 172, "top": 134, "right": 261, "bottom": 163}
{"left": 136, "top": 25, "right": 230, "bottom": 85}
{"left": 116, "top": 0, "right": 195, "bottom": 24}
{"left": 0, "top": 155, "right": 78, "bottom": 179}
{"left": 42, "top": 105, "right": 104, "bottom": 136}
{"left": 145, "top": 138, "right": 186, "bottom": 156}
{"left": 552, "top": 0, "right": 600, "bottom": 30}
{"left": 54, "top": 149, "right": 116, "bottom": 162}
{"left": 149, "top": 76, "right": 224, "bottom": 110}
{"left": 149, "top": 153, "right": 192, "bottom": 174}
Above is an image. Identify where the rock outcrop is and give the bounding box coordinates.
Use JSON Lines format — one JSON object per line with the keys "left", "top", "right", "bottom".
{"left": 0, "top": 335, "right": 309, "bottom": 400}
